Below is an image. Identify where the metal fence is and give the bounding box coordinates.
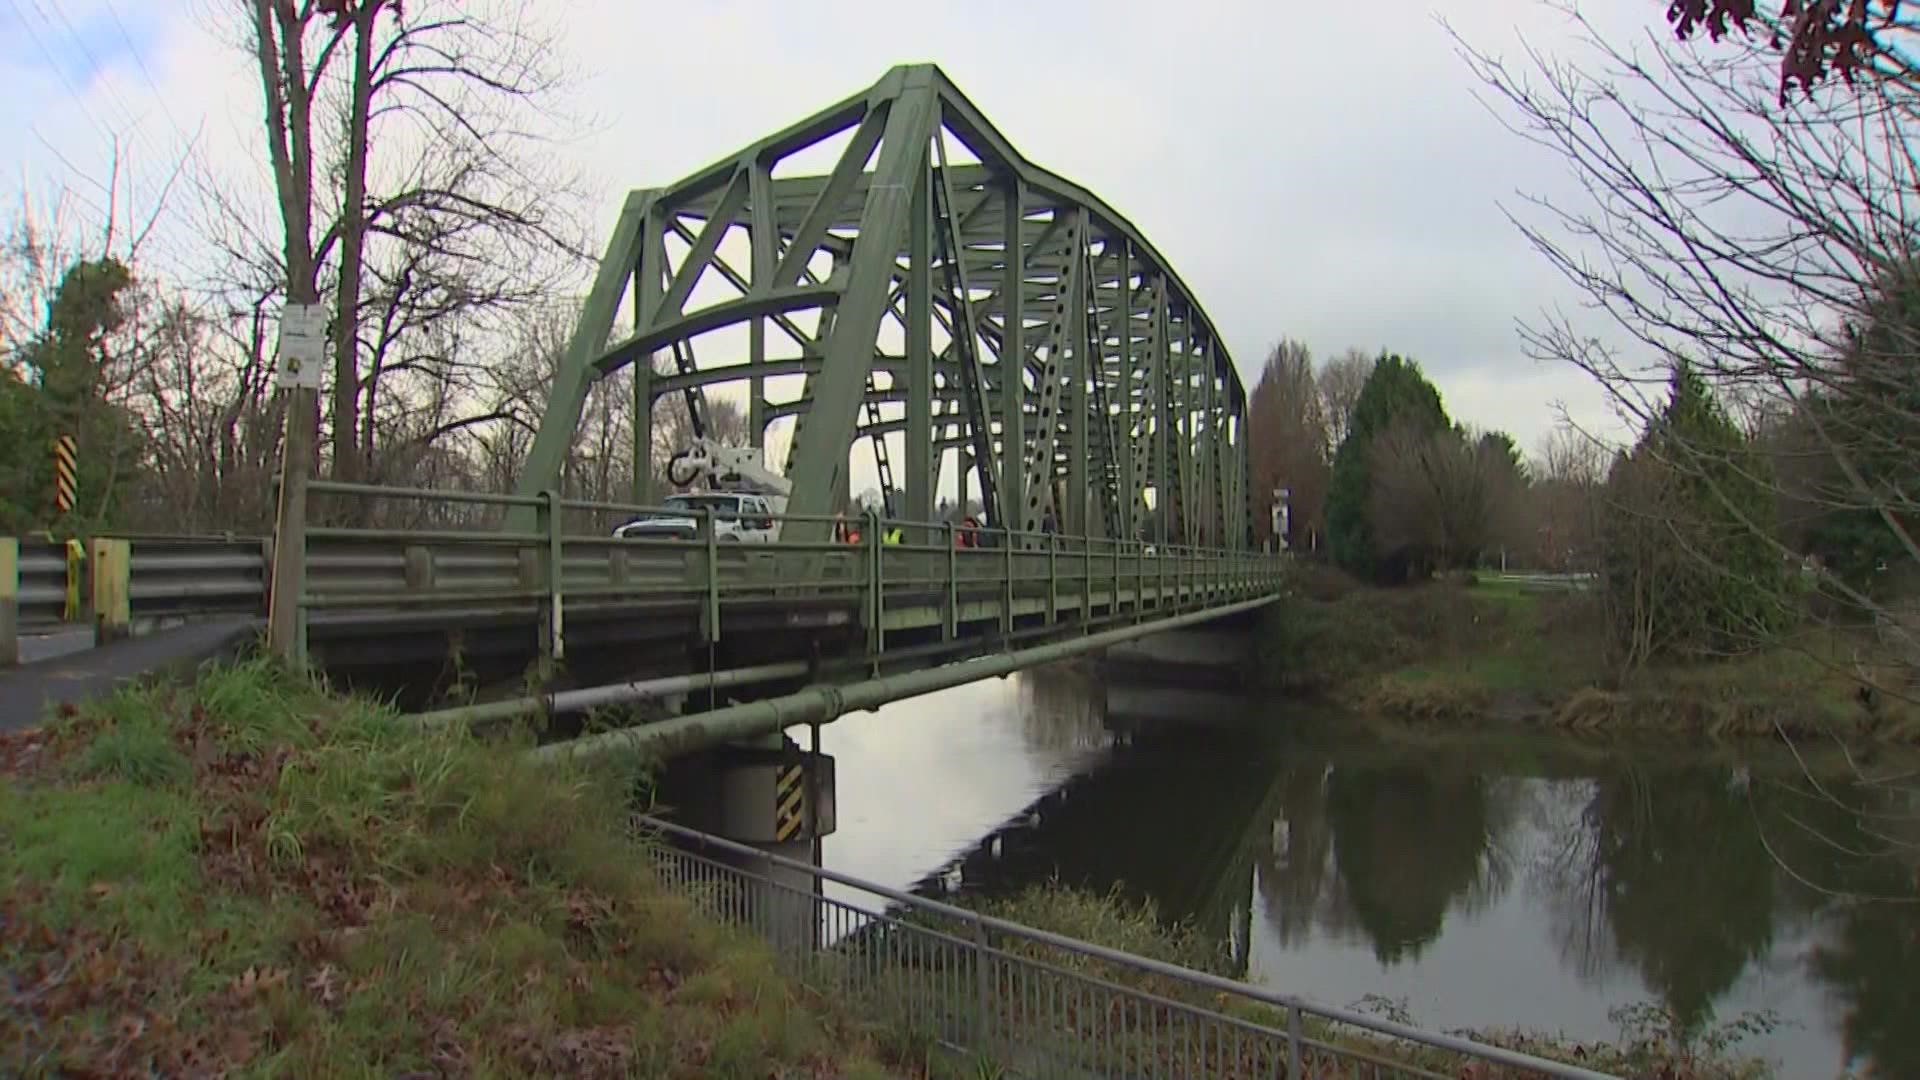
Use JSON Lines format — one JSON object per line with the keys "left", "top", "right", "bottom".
{"left": 638, "top": 817, "right": 1618, "bottom": 1080}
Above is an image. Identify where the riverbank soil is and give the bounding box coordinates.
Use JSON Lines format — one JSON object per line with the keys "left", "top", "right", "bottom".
{"left": 0, "top": 658, "right": 908, "bottom": 1078}
{"left": 1255, "top": 565, "right": 1920, "bottom": 742}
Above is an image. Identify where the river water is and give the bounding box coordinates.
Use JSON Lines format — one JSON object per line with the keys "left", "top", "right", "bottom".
{"left": 807, "top": 664, "right": 1920, "bottom": 1080}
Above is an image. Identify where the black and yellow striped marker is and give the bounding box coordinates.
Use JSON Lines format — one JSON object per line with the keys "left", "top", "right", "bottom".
{"left": 52, "top": 434, "right": 77, "bottom": 514}
{"left": 773, "top": 762, "right": 806, "bottom": 842}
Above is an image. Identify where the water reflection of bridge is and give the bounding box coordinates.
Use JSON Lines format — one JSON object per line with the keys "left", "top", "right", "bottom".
{"left": 896, "top": 674, "right": 1289, "bottom": 977}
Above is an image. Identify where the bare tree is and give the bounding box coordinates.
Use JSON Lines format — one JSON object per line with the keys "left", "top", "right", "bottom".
{"left": 1660, "top": 1, "right": 1918, "bottom": 101}
{"left": 1459, "top": 4, "right": 1920, "bottom": 887}
{"left": 1527, "top": 425, "right": 1610, "bottom": 572}
{"left": 1369, "top": 420, "right": 1528, "bottom": 574}
{"left": 242, "top": 0, "right": 587, "bottom": 491}
{"left": 1248, "top": 339, "right": 1331, "bottom": 548}
{"left": 1460, "top": 7, "right": 1920, "bottom": 678}
{"left": 1317, "top": 347, "right": 1373, "bottom": 451}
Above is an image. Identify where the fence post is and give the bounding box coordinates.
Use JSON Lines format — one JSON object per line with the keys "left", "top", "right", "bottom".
{"left": 1082, "top": 535, "right": 1092, "bottom": 623}
{"left": 538, "top": 490, "right": 565, "bottom": 675}
{"left": 970, "top": 914, "right": 994, "bottom": 1057}
{"left": 1046, "top": 533, "right": 1058, "bottom": 625}
{"left": 864, "top": 507, "right": 883, "bottom": 667}
{"left": 1288, "top": 1005, "right": 1303, "bottom": 1078}
{"left": 1001, "top": 528, "right": 1015, "bottom": 636}
{"left": 90, "top": 538, "right": 130, "bottom": 645}
{"left": 944, "top": 521, "right": 957, "bottom": 641}
{"left": 0, "top": 537, "right": 17, "bottom": 668}
{"left": 701, "top": 507, "right": 719, "bottom": 644}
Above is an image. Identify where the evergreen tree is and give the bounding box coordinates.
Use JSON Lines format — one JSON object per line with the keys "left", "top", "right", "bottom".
{"left": 0, "top": 257, "right": 142, "bottom": 535}
{"left": 1325, "top": 353, "right": 1449, "bottom": 582}
{"left": 1799, "top": 263, "right": 1920, "bottom": 594}
{"left": 1601, "top": 365, "right": 1787, "bottom": 665}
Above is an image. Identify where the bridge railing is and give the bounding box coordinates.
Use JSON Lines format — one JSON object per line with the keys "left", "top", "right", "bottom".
{"left": 287, "top": 481, "right": 1287, "bottom": 669}
{"left": 641, "top": 816, "right": 1616, "bottom": 1080}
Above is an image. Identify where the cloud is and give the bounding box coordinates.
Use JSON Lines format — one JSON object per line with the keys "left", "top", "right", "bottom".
{"left": 2, "top": 0, "right": 1652, "bottom": 459}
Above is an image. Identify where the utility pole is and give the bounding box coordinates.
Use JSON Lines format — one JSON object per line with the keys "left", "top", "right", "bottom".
{"left": 268, "top": 301, "right": 325, "bottom": 662}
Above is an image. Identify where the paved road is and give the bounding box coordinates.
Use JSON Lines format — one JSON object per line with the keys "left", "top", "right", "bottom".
{"left": 1, "top": 618, "right": 259, "bottom": 732}
{"left": 18, "top": 628, "right": 94, "bottom": 665}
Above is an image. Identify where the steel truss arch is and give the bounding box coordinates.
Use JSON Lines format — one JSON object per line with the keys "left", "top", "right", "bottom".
{"left": 513, "top": 64, "right": 1249, "bottom": 549}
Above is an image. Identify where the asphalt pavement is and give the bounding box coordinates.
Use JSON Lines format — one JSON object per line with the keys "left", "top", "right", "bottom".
{"left": 1, "top": 618, "right": 260, "bottom": 732}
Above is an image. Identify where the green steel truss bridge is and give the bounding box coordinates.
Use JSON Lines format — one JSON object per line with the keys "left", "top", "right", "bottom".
{"left": 1, "top": 65, "right": 1286, "bottom": 754}
{"left": 521, "top": 63, "right": 1248, "bottom": 546}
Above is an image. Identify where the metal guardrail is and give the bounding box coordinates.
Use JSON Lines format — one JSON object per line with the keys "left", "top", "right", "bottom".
{"left": 120, "top": 537, "right": 269, "bottom": 622}
{"left": 2, "top": 534, "right": 268, "bottom": 666}
{"left": 639, "top": 817, "right": 1617, "bottom": 1080}
{"left": 16, "top": 541, "right": 70, "bottom": 629}
{"left": 287, "top": 481, "right": 1288, "bottom": 671}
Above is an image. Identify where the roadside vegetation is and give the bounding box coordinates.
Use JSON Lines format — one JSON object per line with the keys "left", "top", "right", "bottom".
{"left": 0, "top": 658, "right": 911, "bottom": 1078}
{"left": 1253, "top": 563, "right": 1920, "bottom": 743}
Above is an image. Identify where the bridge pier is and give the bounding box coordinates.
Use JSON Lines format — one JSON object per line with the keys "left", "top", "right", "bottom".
{"left": 654, "top": 733, "right": 837, "bottom": 955}
{"left": 1100, "top": 620, "right": 1256, "bottom": 691}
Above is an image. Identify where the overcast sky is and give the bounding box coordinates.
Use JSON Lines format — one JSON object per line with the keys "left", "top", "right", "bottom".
{"left": 0, "top": 0, "right": 1660, "bottom": 455}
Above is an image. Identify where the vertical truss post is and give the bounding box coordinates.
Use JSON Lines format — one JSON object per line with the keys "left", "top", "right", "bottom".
{"left": 1065, "top": 210, "right": 1090, "bottom": 538}
{"left": 1150, "top": 279, "right": 1172, "bottom": 547}
{"left": 906, "top": 158, "right": 934, "bottom": 525}
{"left": 998, "top": 178, "right": 1024, "bottom": 532}
{"left": 1116, "top": 242, "right": 1136, "bottom": 542}
{"left": 782, "top": 77, "right": 938, "bottom": 536}
{"left": 749, "top": 159, "right": 775, "bottom": 449}
{"left": 1018, "top": 213, "right": 1083, "bottom": 538}
{"left": 633, "top": 200, "right": 667, "bottom": 505}
{"left": 510, "top": 191, "right": 648, "bottom": 526}
{"left": 932, "top": 125, "right": 998, "bottom": 527}
{"left": 1201, "top": 335, "right": 1216, "bottom": 545}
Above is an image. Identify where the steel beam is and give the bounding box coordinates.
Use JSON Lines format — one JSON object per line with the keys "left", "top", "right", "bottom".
{"left": 510, "top": 190, "right": 648, "bottom": 525}
{"left": 781, "top": 71, "right": 939, "bottom": 536}
{"left": 906, "top": 160, "right": 934, "bottom": 524}
{"left": 507, "top": 64, "right": 1252, "bottom": 551}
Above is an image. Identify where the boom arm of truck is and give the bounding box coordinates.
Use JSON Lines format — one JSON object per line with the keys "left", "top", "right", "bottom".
{"left": 664, "top": 438, "right": 792, "bottom": 499}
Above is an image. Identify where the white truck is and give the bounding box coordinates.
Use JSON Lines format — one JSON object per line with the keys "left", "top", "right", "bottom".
{"left": 613, "top": 439, "right": 790, "bottom": 543}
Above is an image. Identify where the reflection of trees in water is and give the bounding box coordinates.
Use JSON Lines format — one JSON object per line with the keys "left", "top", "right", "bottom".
{"left": 1531, "top": 761, "right": 1918, "bottom": 1063}
{"left": 1813, "top": 903, "right": 1920, "bottom": 1078}
{"left": 1325, "top": 766, "right": 1519, "bottom": 963}
{"left": 1251, "top": 742, "right": 1920, "bottom": 1073}
{"left": 1253, "top": 764, "right": 1338, "bottom": 947}
{"left": 1792, "top": 775, "right": 1920, "bottom": 1075}
{"left": 1012, "top": 664, "right": 1108, "bottom": 753}
{"left": 1586, "top": 769, "right": 1777, "bottom": 1030}
{"left": 1253, "top": 759, "right": 1522, "bottom": 965}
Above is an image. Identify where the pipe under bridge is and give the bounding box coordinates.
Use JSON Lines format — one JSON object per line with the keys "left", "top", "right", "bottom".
{"left": 251, "top": 63, "right": 1284, "bottom": 754}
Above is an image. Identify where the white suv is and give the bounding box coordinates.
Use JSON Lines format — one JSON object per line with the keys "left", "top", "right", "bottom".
{"left": 614, "top": 492, "right": 777, "bottom": 543}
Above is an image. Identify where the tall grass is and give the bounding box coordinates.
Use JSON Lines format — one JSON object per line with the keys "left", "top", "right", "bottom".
{"left": 0, "top": 656, "right": 907, "bottom": 1078}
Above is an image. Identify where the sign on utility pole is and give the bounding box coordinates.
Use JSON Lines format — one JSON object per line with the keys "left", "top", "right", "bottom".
{"left": 274, "top": 303, "right": 327, "bottom": 389}
{"left": 268, "top": 301, "right": 326, "bottom": 663}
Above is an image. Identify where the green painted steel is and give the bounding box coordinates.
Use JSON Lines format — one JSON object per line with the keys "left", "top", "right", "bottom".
{"left": 508, "top": 63, "right": 1249, "bottom": 550}
{"left": 532, "top": 594, "right": 1278, "bottom": 762}
{"left": 292, "top": 482, "right": 1287, "bottom": 679}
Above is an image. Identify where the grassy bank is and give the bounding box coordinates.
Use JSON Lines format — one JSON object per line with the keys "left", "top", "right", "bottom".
{"left": 1253, "top": 566, "right": 1920, "bottom": 742}
{"left": 978, "top": 884, "right": 1775, "bottom": 1080}
{"left": 0, "top": 659, "right": 906, "bottom": 1078}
